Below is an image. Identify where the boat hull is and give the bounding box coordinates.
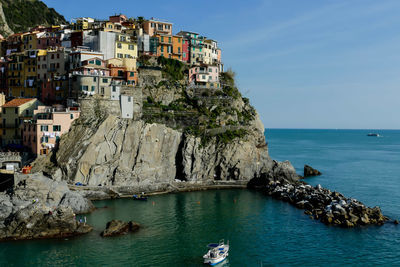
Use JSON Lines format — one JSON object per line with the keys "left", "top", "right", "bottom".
{"left": 204, "top": 255, "right": 227, "bottom": 265}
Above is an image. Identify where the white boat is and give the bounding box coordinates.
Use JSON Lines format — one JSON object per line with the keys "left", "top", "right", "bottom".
{"left": 203, "top": 239, "right": 229, "bottom": 265}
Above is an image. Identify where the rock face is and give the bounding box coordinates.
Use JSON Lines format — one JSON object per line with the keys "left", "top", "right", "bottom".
{"left": 0, "top": 173, "right": 94, "bottom": 241}
{"left": 101, "top": 220, "right": 140, "bottom": 237}
{"left": 32, "top": 97, "right": 299, "bottom": 195}
{"left": 259, "top": 181, "right": 388, "bottom": 227}
{"left": 304, "top": 165, "right": 322, "bottom": 177}
{"left": 0, "top": 205, "right": 92, "bottom": 241}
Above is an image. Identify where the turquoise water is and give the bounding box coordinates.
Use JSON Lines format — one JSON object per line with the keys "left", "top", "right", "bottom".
{"left": 1, "top": 129, "right": 400, "bottom": 266}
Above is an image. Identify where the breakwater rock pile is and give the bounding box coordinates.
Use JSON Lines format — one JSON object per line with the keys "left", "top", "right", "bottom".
{"left": 262, "top": 181, "right": 388, "bottom": 227}
{"left": 0, "top": 173, "right": 94, "bottom": 241}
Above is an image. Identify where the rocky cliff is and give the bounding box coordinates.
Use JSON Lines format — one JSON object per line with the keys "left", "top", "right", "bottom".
{"left": 0, "top": 0, "right": 66, "bottom": 37}
{"left": 33, "top": 67, "right": 299, "bottom": 195}
{"left": 0, "top": 173, "right": 93, "bottom": 241}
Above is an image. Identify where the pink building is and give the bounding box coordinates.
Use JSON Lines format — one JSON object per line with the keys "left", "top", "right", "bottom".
{"left": 22, "top": 105, "right": 80, "bottom": 155}
{"left": 188, "top": 65, "right": 220, "bottom": 88}
{"left": 182, "top": 37, "right": 189, "bottom": 63}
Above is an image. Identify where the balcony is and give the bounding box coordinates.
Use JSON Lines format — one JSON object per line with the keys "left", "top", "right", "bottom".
{"left": 159, "top": 39, "right": 172, "bottom": 45}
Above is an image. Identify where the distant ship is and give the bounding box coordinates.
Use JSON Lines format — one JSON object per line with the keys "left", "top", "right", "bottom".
{"left": 367, "top": 133, "right": 380, "bottom": 137}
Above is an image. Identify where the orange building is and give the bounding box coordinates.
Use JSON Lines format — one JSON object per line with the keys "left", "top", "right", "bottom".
{"left": 107, "top": 59, "right": 138, "bottom": 86}
{"left": 155, "top": 34, "right": 172, "bottom": 59}
{"left": 172, "top": 35, "right": 183, "bottom": 61}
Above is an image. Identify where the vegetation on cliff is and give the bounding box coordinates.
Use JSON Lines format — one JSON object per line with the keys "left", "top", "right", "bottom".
{"left": 0, "top": 0, "right": 66, "bottom": 36}
{"left": 140, "top": 58, "right": 257, "bottom": 146}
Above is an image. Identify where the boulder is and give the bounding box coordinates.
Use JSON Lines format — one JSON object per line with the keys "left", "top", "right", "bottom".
{"left": 0, "top": 173, "right": 94, "bottom": 241}
{"left": 304, "top": 165, "right": 322, "bottom": 177}
{"left": 101, "top": 220, "right": 140, "bottom": 237}
{"left": 0, "top": 206, "right": 92, "bottom": 241}
{"left": 59, "top": 191, "right": 95, "bottom": 214}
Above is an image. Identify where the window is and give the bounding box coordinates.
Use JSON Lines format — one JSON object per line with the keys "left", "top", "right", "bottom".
{"left": 128, "top": 96, "right": 131, "bottom": 102}
{"left": 130, "top": 72, "right": 134, "bottom": 77}
{"left": 161, "top": 36, "right": 164, "bottom": 42}
{"left": 117, "top": 43, "right": 122, "bottom": 49}
{"left": 89, "top": 60, "right": 94, "bottom": 64}
{"left": 51, "top": 54, "right": 54, "bottom": 59}
{"left": 82, "top": 85, "right": 88, "bottom": 91}
{"left": 112, "top": 86, "right": 116, "bottom": 92}
{"left": 70, "top": 114, "right": 74, "bottom": 119}
{"left": 57, "top": 54, "right": 60, "bottom": 59}
{"left": 178, "top": 38, "right": 181, "bottom": 43}
{"left": 128, "top": 44, "right": 134, "bottom": 50}
{"left": 25, "top": 110, "right": 29, "bottom": 116}
{"left": 41, "top": 136, "right": 49, "bottom": 143}
{"left": 41, "top": 125, "right": 48, "bottom": 131}
{"left": 125, "top": 54, "right": 130, "bottom": 58}
{"left": 56, "top": 63, "right": 59, "bottom": 68}
{"left": 53, "top": 125, "right": 61, "bottom": 131}
{"left": 101, "top": 87, "right": 104, "bottom": 94}
{"left": 178, "top": 47, "right": 181, "bottom": 53}
{"left": 15, "top": 108, "right": 18, "bottom": 114}
{"left": 102, "top": 78, "right": 108, "bottom": 83}
{"left": 91, "top": 86, "right": 95, "bottom": 91}
{"left": 95, "top": 60, "right": 101, "bottom": 66}
{"left": 168, "top": 37, "right": 171, "bottom": 43}
{"left": 93, "top": 77, "right": 97, "bottom": 82}
{"left": 151, "top": 23, "right": 155, "bottom": 28}
{"left": 161, "top": 46, "right": 164, "bottom": 52}
{"left": 117, "top": 53, "right": 123, "bottom": 58}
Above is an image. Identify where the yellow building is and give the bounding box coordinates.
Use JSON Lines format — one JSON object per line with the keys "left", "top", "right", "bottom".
{"left": 72, "top": 17, "right": 94, "bottom": 31}
{"left": 115, "top": 33, "right": 137, "bottom": 70}
{"left": 0, "top": 98, "right": 41, "bottom": 145}
{"left": 22, "top": 50, "right": 38, "bottom": 98}
{"left": 7, "top": 52, "right": 25, "bottom": 98}
{"left": 104, "top": 22, "right": 122, "bottom": 33}
{"left": 22, "top": 32, "right": 39, "bottom": 51}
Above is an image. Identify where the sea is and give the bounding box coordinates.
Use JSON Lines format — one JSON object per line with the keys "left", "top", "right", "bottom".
{"left": 1, "top": 129, "right": 399, "bottom": 266}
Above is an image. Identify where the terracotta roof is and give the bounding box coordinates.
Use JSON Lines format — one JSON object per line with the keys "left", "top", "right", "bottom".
{"left": 2, "top": 98, "right": 35, "bottom": 108}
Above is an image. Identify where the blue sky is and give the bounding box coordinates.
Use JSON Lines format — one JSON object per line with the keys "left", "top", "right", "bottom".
{"left": 43, "top": 0, "right": 400, "bottom": 129}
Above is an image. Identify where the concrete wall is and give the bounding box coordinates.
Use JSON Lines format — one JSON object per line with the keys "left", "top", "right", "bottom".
{"left": 120, "top": 95, "right": 133, "bottom": 119}
{"left": 99, "top": 31, "right": 116, "bottom": 60}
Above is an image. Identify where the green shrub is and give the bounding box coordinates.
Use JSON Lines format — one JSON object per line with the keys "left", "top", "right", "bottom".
{"left": 157, "top": 57, "right": 186, "bottom": 81}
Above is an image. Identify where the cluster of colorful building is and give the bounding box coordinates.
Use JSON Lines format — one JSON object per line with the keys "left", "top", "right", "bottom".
{"left": 0, "top": 14, "right": 224, "bottom": 155}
